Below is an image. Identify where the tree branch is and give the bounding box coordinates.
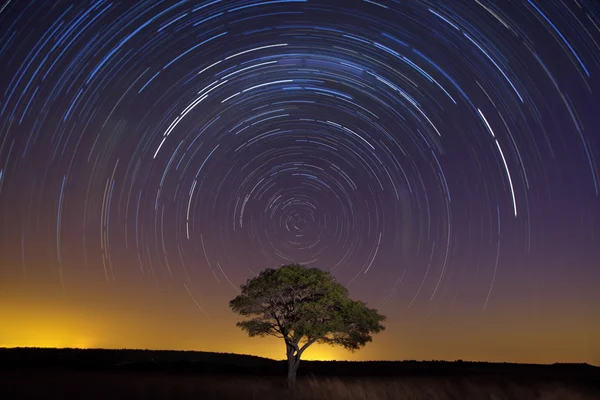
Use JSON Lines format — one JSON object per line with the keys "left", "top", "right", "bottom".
{"left": 298, "top": 336, "right": 319, "bottom": 355}
{"left": 285, "top": 337, "right": 299, "bottom": 351}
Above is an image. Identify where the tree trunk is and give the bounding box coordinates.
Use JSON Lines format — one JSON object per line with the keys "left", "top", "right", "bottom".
{"left": 286, "top": 347, "right": 301, "bottom": 389}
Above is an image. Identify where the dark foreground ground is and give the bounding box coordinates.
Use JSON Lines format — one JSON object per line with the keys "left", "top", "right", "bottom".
{"left": 1, "top": 348, "right": 599, "bottom": 399}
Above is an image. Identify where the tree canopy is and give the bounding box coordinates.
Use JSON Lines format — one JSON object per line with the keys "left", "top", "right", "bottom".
{"left": 229, "top": 264, "right": 386, "bottom": 387}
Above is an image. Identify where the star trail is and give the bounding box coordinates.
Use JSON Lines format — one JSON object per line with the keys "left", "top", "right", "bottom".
{"left": 0, "top": 0, "right": 599, "bottom": 364}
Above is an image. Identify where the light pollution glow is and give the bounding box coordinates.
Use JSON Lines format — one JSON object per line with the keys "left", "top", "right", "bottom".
{"left": 1, "top": 279, "right": 597, "bottom": 364}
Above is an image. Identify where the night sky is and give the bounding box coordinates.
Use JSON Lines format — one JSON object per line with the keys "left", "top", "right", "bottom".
{"left": 0, "top": 0, "right": 599, "bottom": 365}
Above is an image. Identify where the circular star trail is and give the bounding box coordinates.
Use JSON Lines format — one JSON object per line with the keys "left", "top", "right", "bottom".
{"left": 0, "top": 0, "right": 599, "bottom": 321}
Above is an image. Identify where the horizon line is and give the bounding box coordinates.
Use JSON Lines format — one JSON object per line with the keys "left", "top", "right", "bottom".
{"left": 2, "top": 346, "right": 597, "bottom": 367}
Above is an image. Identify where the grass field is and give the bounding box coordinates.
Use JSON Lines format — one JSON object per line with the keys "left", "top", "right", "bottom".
{"left": 1, "top": 348, "right": 598, "bottom": 399}
{"left": 1, "top": 371, "right": 599, "bottom": 400}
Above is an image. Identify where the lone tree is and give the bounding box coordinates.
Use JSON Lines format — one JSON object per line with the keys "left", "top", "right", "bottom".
{"left": 229, "top": 264, "right": 386, "bottom": 388}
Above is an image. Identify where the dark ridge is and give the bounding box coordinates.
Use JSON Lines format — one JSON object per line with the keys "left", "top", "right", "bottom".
{"left": 0, "top": 347, "right": 280, "bottom": 375}
{"left": 1, "top": 347, "right": 598, "bottom": 385}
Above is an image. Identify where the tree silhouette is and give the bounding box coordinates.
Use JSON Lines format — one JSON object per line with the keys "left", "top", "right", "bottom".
{"left": 229, "top": 264, "right": 386, "bottom": 388}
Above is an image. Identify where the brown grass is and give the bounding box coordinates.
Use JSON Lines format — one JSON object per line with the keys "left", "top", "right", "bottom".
{"left": 296, "top": 376, "right": 598, "bottom": 400}
{"left": 1, "top": 371, "right": 598, "bottom": 399}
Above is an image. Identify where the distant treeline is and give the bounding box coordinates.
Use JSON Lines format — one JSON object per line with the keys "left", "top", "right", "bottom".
{"left": 1, "top": 347, "right": 598, "bottom": 384}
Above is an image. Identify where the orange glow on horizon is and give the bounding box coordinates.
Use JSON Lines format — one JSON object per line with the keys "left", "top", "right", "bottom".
{"left": 1, "top": 279, "right": 598, "bottom": 365}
